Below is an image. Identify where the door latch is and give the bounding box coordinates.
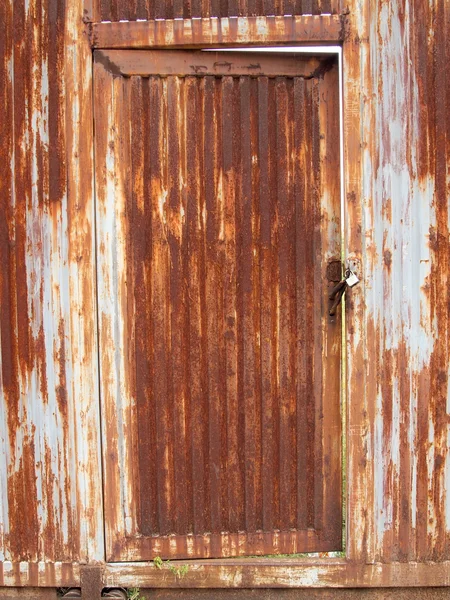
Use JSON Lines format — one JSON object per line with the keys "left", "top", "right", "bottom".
{"left": 328, "top": 268, "right": 359, "bottom": 316}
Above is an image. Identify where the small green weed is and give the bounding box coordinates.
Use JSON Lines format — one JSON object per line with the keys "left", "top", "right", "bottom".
{"left": 168, "top": 563, "right": 190, "bottom": 579}
{"left": 127, "top": 588, "right": 145, "bottom": 600}
{"left": 153, "top": 556, "right": 189, "bottom": 579}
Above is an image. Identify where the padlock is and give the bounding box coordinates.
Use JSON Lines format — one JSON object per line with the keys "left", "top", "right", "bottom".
{"left": 345, "top": 270, "right": 359, "bottom": 288}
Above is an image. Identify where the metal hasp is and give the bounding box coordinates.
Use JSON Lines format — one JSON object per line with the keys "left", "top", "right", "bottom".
{"left": 328, "top": 268, "right": 360, "bottom": 316}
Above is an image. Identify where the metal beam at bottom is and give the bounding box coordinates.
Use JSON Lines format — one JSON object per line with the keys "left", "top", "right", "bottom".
{"left": 137, "top": 591, "right": 450, "bottom": 600}
{"left": 1, "top": 561, "right": 450, "bottom": 589}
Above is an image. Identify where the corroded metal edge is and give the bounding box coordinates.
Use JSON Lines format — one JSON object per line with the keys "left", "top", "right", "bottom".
{"left": 86, "top": 0, "right": 343, "bottom": 22}
{"left": 90, "top": 16, "right": 345, "bottom": 49}
{"left": 1, "top": 560, "right": 450, "bottom": 588}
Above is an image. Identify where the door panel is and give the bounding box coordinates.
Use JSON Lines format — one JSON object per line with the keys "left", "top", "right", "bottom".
{"left": 94, "top": 50, "right": 342, "bottom": 561}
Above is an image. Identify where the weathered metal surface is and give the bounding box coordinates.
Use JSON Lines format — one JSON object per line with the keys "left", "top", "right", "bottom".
{"left": 344, "top": 0, "right": 450, "bottom": 565}
{"left": 104, "top": 560, "right": 450, "bottom": 588}
{"left": 0, "top": 0, "right": 103, "bottom": 574}
{"left": 93, "top": 0, "right": 343, "bottom": 21}
{"left": 94, "top": 48, "right": 325, "bottom": 77}
{"left": 94, "top": 50, "right": 341, "bottom": 561}
{"left": 2, "top": 559, "right": 450, "bottom": 588}
{"left": 0, "top": 589, "right": 57, "bottom": 600}
{"left": 80, "top": 565, "right": 103, "bottom": 600}
{"left": 0, "top": 0, "right": 449, "bottom": 588}
{"left": 90, "top": 16, "right": 345, "bottom": 48}
{"left": 0, "top": 562, "right": 80, "bottom": 587}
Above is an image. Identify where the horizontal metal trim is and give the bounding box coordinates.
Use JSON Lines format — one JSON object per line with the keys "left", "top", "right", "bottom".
{"left": 105, "top": 561, "right": 450, "bottom": 588}
{"left": 94, "top": 49, "right": 328, "bottom": 77}
{"left": 90, "top": 16, "right": 345, "bottom": 50}
{"left": 2, "top": 561, "right": 450, "bottom": 588}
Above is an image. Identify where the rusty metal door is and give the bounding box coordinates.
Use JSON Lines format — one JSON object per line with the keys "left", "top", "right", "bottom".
{"left": 93, "top": 49, "right": 342, "bottom": 561}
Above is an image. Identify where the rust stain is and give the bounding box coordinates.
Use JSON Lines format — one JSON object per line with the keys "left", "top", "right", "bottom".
{"left": 90, "top": 15, "right": 345, "bottom": 49}
{"left": 0, "top": 0, "right": 99, "bottom": 568}
{"left": 345, "top": 0, "right": 450, "bottom": 566}
{"left": 6, "top": 437, "right": 39, "bottom": 560}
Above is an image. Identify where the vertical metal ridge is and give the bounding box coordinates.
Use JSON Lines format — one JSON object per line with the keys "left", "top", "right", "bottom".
{"left": 262, "top": 0, "right": 275, "bottom": 16}
{"left": 321, "top": 0, "right": 332, "bottom": 13}
{"left": 142, "top": 75, "right": 158, "bottom": 535}
{"left": 221, "top": 75, "right": 235, "bottom": 536}
{"left": 235, "top": 76, "right": 247, "bottom": 535}
{"left": 96, "top": 0, "right": 335, "bottom": 19}
{"left": 330, "top": 0, "right": 340, "bottom": 13}
{"left": 301, "top": 0, "right": 313, "bottom": 15}
{"left": 209, "top": 0, "right": 220, "bottom": 18}
{"left": 240, "top": 75, "right": 254, "bottom": 533}
{"left": 154, "top": 0, "right": 164, "bottom": 18}
{"left": 183, "top": 74, "right": 194, "bottom": 538}
{"left": 303, "top": 77, "right": 315, "bottom": 529}
{"left": 140, "top": 76, "right": 157, "bottom": 536}
{"left": 293, "top": 76, "right": 308, "bottom": 531}
{"left": 203, "top": 77, "right": 222, "bottom": 540}
{"left": 222, "top": 76, "right": 237, "bottom": 534}
{"left": 204, "top": 74, "right": 222, "bottom": 537}
{"left": 184, "top": 76, "right": 198, "bottom": 537}
{"left": 267, "top": 77, "right": 281, "bottom": 531}
{"left": 214, "top": 75, "right": 227, "bottom": 544}
{"left": 310, "top": 78, "right": 323, "bottom": 532}
{"left": 110, "top": 0, "right": 119, "bottom": 21}
{"left": 135, "top": 0, "right": 147, "bottom": 19}
{"left": 258, "top": 75, "right": 273, "bottom": 534}
{"left": 162, "top": 75, "right": 176, "bottom": 536}
{"left": 131, "top": 76, "right": 149, "bottom": 536}
{"left": 414, "top": 0, "right": 434, "bottom": 561}
{"left": 188, "top": 75, "right": 206, "bottom": 538}
{"left": 250, "top": 77, "right": 263, "bottom": 533}
{"left": 287, "top": 78, "right": 298, "bottom": 530}
{"left": 275, "top": 76, "right": 292, "bottom": 531}
{"left": 205, "top": 74, "right": 223, "bottom": 539}
{"left": 199, "top": 72, "right": 211, "bottom": 533}
{"left": 173, "top": 0, "right": 184, "bottom": 18}
{"left": 226, "top": 0, "right": 238, "bottom": 18}
{"left": 284, "top": 0, "right": 294, "bottom": 15}
{"left": 396, "top": 22, "right": 415, "bottom": 558}
{"left": 190, "top": 0, "right": 201, "bottom": 18}
{"left": 12, "top": 0, "right": 39, "bottom": 561}
{"left": 167, "top": 76, "right": 189, "bottom": 536}
{"left": 149, "top": 76, "right": 173, "bottom": 536}
{"left": 312, "top": 0, "right": 321, "bottom": 15}
{"left": 147, "top": 0, "right": 154, "bottom": 19}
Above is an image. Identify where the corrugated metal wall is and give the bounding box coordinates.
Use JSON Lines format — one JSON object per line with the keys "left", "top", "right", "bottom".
{"left": 353, "top": 0, "right": 450, "bottom": 562}
{"left": 96, "top": 0, "right": 342, "bottom": 21}
{"left": 0, "top": 0, "right": 103, "bottom": 568}
{"left": 0, "top": 0, "right": 448, "bottom": 579}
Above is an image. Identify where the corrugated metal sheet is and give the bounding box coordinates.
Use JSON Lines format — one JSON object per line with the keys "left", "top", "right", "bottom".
{"left": 345, "top": 0, "right": 450, "bottom": 564}
{"left": 94, "top": 50, "right": 342, "bottom": 561}
{"left": 95, "top": 0, "right": 343, "bottom": 21}
{"left": 0, "top": 0, "right": 103, "bottom": 569}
